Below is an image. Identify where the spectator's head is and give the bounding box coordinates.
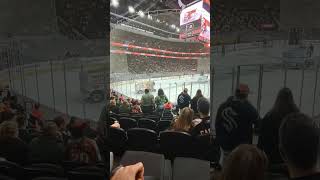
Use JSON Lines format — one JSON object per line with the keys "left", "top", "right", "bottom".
{"left": 70, "top": 119, "right": 86, "bottom": 139}
{"left": 110, "top": 100, "right": 116, "bottom": 107}
{"left": 54, "top": 116, "right": 66, "bottom": 131}
{"left": 195, "top": 89, "right": 203, "bottom": 98}
{"left": 164, "top": 102, "right": 173, "bottom": 110}
{"left": 279, "top": 113, "right": 319, "bottom": 177}
{"left": 158, "top": 88, "right": 164, "bottom": 96}
{"left": 0, "top": 121, "right": 18, "bottom": 138}
{"left": 272, "top": 87, "right": 298, "bottom": 115}
{"left": 235, "top": 84, "right": 249, "bottom": 100}
{"left": 183, "top": 88, "right": 188, "bottom": 94}
{"left": 197, "top": 97, "right": 210, "bottom": 117}
{"left": 122, "top": 100, "right": 129, "bottom": 107}
{"left": 43, "top": 121, "right": 58, "bottom": 137}
{"left": 173, "top": 107, "right": 194, "bottom": 132}
{"left": 221, "top": 144, "right": 268, "bottom": 180}
{"left": 145, "top": 89, "right": 149, "bottom": 94}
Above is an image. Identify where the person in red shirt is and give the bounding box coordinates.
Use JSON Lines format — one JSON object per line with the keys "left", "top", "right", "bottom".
{"left": 31, "top": 103, "right": 44, "bottom": 127}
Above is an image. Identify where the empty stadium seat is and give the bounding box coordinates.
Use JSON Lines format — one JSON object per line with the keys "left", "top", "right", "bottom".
{"left": 127, "top": 128, "right": 158, "bottom": 152}
{"left": 118, "top": 117, "right": 137, "bottom": 131}
{"left": 67, "top": 171, "right": 105, "bottom": 180}
{"left": 157, "top": 121, "right": 171, "bottom": 133}
{"left": 145, "top": 115, "right": 160, "bottom": 122}
{"left": 110, "top": 117, "right": 117, "bottom": 124}
{"left": 24, "top": 163, "right": 64, "bottom": 180}
{"left": 172, "top": 157, "right": 210, "bottom": 180}
{"left": 107, "top": 127, "right": 128, "bottom": 156}
{"left": 0, "top": 174, "right": 15, "bottom": 180}
{"left": 0, "top": 160, "right": 24, "bottom": 180}
{"left": 160, "top": 131, "right": 198, "bottom": 159}
{"left": 32, "top": 177, "right": 67, "bottom": 180}
{"left": 138, "top": 118, "right": 157, "bottom": 130}
{"left": 120, "top": 151, "right": 168, "bottom": 180}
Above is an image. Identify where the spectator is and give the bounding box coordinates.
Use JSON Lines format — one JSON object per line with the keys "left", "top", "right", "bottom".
{"left": 177, "top": 88, "right": 191, "bottom": 111}
{"left": 155, "top": 88, "right": 169, "bottom": 112}
{"left": 279, "top": 113, "right": 320, "bottom": 179}
{"left": 119, "top": 100, "right": 131, "bottom": 114}
{"left": 258, "top": 88, "right": 299, "bottom": 164}
{"left": 0, "top": 121, "right": 28, "bottom": 165}
{"left": 31, "top": 103, "right": 44, "bottom": 127}
{"left": 54, "top": 116, "right": 69, "bottom": 144}
{"left": 15, "top": 114, "right": 32, "bottom": 143}
{"left": 215, "top": 84, "right": 259, "bottom": 162}
{"left": 218, "top": 144, "right": 268, "bottom": 180}
{"left": 170, "top": 107, "right": 194, "bottom": 132}
{"left": 191, "top": 89, "right": 204, "bottom": 115}
{"left": 109, "top": 100, "right": 119, "bottom": 114}
{"left": 66, "top": 119, "right": 102, "bottom": 164}
{"left": 162, "top": 102, "right": 175, "bottom": 120}
{"left": 29, "top": 121, "right": 65, "bottom": 164}
{"left": 131, "top": 100, "right": 142, "bottom": 114}
{"left": 191, "top": 97, "right": 211, "bottom": 136}
{"left": 140, "top": 89, "right": 155, "bottom": 113}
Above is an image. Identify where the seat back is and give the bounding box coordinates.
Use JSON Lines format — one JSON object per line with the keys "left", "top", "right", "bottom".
{"left": 157, "top": 121, "right": 171, "bottom": 133}
{"left": 127, "top": 128, "right": 158, "bottom": 152}
{"left": 24, "top": 163, "right": 64, "bottom": 179}
{"left": 118, "top": 117, "right": 137, "bottom": 131}
{"left": 107, "top": 127, "right": 127, "bottom": 156}
{"left": 138, "top": 118, "right": 157, "bottom": 130}
{"left": 0, "top": 160, "right": 24, "bottom": 180}
{"left": 67, "top": 171, "right": 105, "bottom": 180}
{"left": 120, "top": 151, "right": 165, "bottom": 180}
{"left": 160, "top": 131, "right": 197, "bottom": 159}
{"left": 172, "top": 157, "right": 210, "bottom": 180}
{"left": 145, "top": 115, "right": 160, "bottom": 122}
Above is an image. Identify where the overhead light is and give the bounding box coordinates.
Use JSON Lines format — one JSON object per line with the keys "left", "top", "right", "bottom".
{"left": 147, "top": 14, "right": 153, "bottom": 20}
{"left": 128, "top": 6, "right": 135, "bottom": 14}
{"left": 171, "top": 24, "right": 176, "bottom": 29}
{"left": 111, "top": 0, "right": 119, "bottom": 8}
{"left": 156, "top": 19, "right": 160, "bottom": 23}
{"left": 176, "top": 28, "right": 180, "bottom": 32}
{"left": 138, "top": 10, "right": 145, "bottom": 18}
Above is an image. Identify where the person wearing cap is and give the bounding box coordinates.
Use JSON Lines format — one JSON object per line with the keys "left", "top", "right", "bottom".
{"left": 177, "top": 88, "right": 191, "bottom": 112}
{"left": 65, "top": 119, "right": 101, "bottom": 164}
{"left": 215, "top": 83, "right": 259, "bottom": 164}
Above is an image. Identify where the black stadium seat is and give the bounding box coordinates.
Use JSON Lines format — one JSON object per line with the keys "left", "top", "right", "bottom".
{"left": 32, "top": 177, "right": 67, "bottom": 180}
{"left": 107, "top": 127, "right": 128, "bottom": 156}
{"left": 0, "top": 160, "right": 24, "bottom": 180}
{"left": 67, "top": 171, "right": 105, "bottom": 180}
{"left": 118, "top": 117, "right": 137, "bottom": 131}
{"left": 160, "top": 131, "right": 198, "bottom": 159}
{"left": 127, "top": 128, "right": 158, "bottom": 152}
{"left": 145, "top": 115, "right": 160, "bottom": 122}
{"left": 172, "top": 157, "right": 210, "bottom": 180}
{"left": 110, "top": 117, "right": 117, "bottom": 124}
{"left": 120, "top": 151, "right": 167, "bottom": 180}
{"left": 138, "top": 118, "right": 157, "bottom": 130}
{"left": 157, "top": 121, "right": 171, "bottom": 133}
{"left": 24, "top": 163, "right": 64, "bottom": 180}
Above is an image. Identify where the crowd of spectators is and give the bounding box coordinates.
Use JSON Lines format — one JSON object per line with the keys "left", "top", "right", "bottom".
{"left": 127, "top": 55, "right": 198, "bottom": 74}
{"left": 213, "top": 3, "right": 279, "bottom": 33}
{"left": 56, "top": 0, "right": 107, "bottom": 39}
{"left": 107, "top": 82, "right": 320, "bottom": 180}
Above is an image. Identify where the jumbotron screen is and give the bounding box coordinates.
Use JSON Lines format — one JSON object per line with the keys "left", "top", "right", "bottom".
{"left": 179, "top": 0, "right": 210, "bottom": 42}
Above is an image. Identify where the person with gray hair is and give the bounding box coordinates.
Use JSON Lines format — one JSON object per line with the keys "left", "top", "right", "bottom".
{"left": 29, "top": 121, "right": 65, "bottom": 164}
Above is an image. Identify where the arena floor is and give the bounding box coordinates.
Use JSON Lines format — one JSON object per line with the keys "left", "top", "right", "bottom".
{"left": 10, "top": 40, "right": 320, "bottom": 121}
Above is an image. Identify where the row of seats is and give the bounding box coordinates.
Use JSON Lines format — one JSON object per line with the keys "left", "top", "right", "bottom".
{"left": 0, "top": 161, "right": 107, "bottom": 180}
{"left": 119, "top": 151, "right": 211, "bottom": 180}
{"left": 108, "top": 128, "right": 220, "bottom": 162}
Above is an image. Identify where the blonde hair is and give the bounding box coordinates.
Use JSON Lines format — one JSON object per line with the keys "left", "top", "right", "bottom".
{"left": 0, "top": 121, "right": 18, "bottom": 137}
{"left": 172, "top": 107, "right": 194, "bottom": 132}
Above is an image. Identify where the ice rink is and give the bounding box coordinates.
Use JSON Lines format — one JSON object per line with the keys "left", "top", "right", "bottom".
{"left": 9, "top": 40, "right": 320, "bottom": 121}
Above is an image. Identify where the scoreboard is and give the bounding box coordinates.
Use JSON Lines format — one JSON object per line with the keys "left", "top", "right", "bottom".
{"left": 179, "top": 0, "right": 210, "bottom": 43}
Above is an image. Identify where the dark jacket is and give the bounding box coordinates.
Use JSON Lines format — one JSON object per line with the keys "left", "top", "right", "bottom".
{"left": 215, "top": 96, "right": 259, "bottom": 151}
{"left": 0, "top": 136, "right": 29, "bottom": 165}
{"left": 29, "top": 135, "right": 65, "bottom": 164}
{"left": 191, "top": 116, "right": 211, "bottom": 136}
{"left": 191, "top": 96, "right": 202, "bottom": 114}
{"left": 258, "top": 108, "right": 298, "bottom": 164}
{"left": 177, "top": 93, "right": 191, "bottom": 109}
